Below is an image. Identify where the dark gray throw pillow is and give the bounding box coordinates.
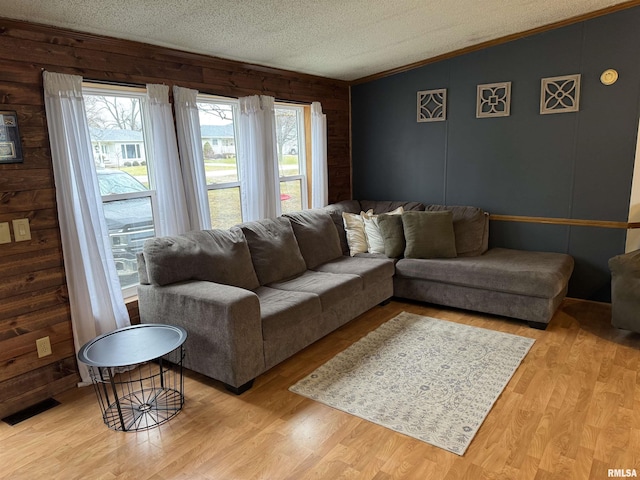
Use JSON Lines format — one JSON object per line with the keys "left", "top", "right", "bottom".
{"left": 426, "top": 204, "right": 488, "bottom": 257}
{"left": 402, "top": 211, "right": 457, "bottom": 259}
{"left": 284, "top": 210, "right": 342, "bottom": 269}
{"left": 240, "top": 217, "right": 307, "bottom": 285}
{"left": 377, "top": 214, "right": 405, "bottom": 258}
{"left": 143, "top": 228, "right": 260, "bottom": 290}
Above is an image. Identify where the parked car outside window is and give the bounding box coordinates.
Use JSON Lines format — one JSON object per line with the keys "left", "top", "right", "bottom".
{"left": 96, "top": 169, "right": 155, "bottom": 290}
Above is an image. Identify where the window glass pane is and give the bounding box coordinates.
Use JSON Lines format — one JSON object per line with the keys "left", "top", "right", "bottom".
{"left": 103, "top": 196, "right": 156, "bottom": 290}
{"left": 85, "top": 93, "right": 151, "bottom": 188}
{"left": 275, "top": 107, "right": 301, "bottom": 176}
{"left": 198, "top": 102, "right": 238, "bottom": 185}
{"left": 280, "top": 179, "right": 303, "bottom": 213}
{"left": 208, "top": 188, "right": 242, "bottom": 229}
{"left": 84, "top": 88, "right": 156, "bottom": 295}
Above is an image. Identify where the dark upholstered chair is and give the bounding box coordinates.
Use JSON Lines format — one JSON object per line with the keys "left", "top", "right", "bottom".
{"left": 609, "top": 249, "right": 640, "bottom": 333}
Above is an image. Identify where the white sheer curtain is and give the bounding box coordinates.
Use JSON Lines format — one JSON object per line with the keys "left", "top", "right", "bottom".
{"left": 237, "top": 95, "right": 280, "bottom": 221}
{"left": 173, "top": 85, "right": 211, "bottom": 230}
{"left": 43, "top": 71, "right": 130, "bottom": 385}
{"left": 311, "top": 101, "right": 328, "bottom": 208}
{"left": 145, "top": 84, "right": 191, "bottom": 236}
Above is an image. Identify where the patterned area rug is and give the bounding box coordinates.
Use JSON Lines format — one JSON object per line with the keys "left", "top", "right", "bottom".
{"left": 289, "top": 312, "right": 535, "bottom": 455}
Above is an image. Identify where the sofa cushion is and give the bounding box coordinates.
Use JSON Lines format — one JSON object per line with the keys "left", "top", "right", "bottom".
{"left": 240, "top": 217, "right": 307, "bottom": 285}
{"left": 402, "top": 210, "right": 457, "bottom": 259}
{"left": 143, "top": 228, "right": 259, "bottom": 290}
{"left": 284, "top": 210, "right": 342, "bottom": 269}
{"left": 376, "top": 213, "right": 405, "bottom": 258}
{"left": 268, "top": 270, "right": 362, "bottom": 310}
{"left": 313, "top": 256, "right": 395, "bottom": 289}
{"left": 395, "top": 247, "right": 574, "bottom": 298}
{"left": 255, "top": 286, "right": 323, "bottom": 341}
{"left": 426, "top": 205, "right": 488, "bottom": 257}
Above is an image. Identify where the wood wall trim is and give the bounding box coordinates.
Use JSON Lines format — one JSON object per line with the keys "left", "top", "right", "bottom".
{"left": 351, "top": 0, "right": 640, "bottom": 85}
{"left": 489, "top": 214, "right": 640, "bottom": 229}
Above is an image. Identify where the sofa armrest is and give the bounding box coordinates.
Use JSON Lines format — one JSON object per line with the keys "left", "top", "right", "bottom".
{"left": 137, "top": 280, "right": 265, "bottom": 388}
{"left": 609, "top": 249, "right": 640, "bottom": 277}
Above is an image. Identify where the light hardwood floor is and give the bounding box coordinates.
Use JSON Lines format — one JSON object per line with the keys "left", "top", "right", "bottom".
{"left": 1, "top": 299, "right": 639, "bottom": 480}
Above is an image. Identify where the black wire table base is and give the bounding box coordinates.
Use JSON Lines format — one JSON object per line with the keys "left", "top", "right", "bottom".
{"left": 88, "top": 346, "right": 185, "bottom": 432}
{"left": 102, "top": 387, "right": 183, "bottom": 432}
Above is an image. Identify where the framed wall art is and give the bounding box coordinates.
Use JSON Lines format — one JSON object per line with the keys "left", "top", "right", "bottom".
{"left": 540, "top": 74, "right": 581, "bottom": 114}
{"left": 0, "top": 111, "right": 23, "bottom": 164}
{"left": 476, "top": 82, "right": 511, "bottom": 118}
{"left": 417, "top": 88, "right": 447, "bottom": 122}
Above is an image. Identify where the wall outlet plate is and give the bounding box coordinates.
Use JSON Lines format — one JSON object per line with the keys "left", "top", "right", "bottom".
{"left": 0, "top": 222, "right": 10, "bottom": 244}
{"left": 13, "top": 218, "right": 31, "bottom": 242}
{"left": 36, "top": 336, "right": 52, "bottom": 358}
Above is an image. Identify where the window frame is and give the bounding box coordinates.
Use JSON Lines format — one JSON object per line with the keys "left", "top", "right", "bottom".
{"left": 197, "top": 94, "right": 244, "bottom": 228}
{"left": 275, "top": 103, "right": 308, "bottom": 212}
{"left": 82, "top": 83, "right": 159, "bottom": 299}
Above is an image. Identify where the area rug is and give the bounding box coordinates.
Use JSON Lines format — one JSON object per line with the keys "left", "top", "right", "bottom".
{"left": 289, "top": 312, "right": 535, "bottom": 455}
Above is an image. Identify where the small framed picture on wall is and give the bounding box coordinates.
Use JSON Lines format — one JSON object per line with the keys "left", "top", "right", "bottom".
{"left": 0, "top": 110, "right": 23, "bottom": 164}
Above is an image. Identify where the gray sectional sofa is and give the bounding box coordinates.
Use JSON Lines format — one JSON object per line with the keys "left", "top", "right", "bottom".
{"left": 325, "top": 200, "right": 574, "bottom": 331}
{"left": 137, "top": 210, "right": 394, "bottom": 393}
{"left": 137, "top": 200, "right": 574, "bottom": 394}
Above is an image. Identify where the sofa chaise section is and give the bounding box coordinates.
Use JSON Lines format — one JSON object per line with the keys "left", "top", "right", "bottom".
{"left": 394, "top": 248, "right": 574, "bottom": 328}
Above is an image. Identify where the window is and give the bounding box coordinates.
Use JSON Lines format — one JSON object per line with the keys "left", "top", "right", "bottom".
{"left": 120, "top": 143, "right": 141, "bottom": 160}
{"left": 83, "top": 84, "right": 157, "bottom": 297}
{"left": 196, "top": 97, "right": 311, "bottom": 225}
{"left": 197, "top": 96, "right": 243, "bottom": 229}
{"left": 275, "top": 105, "right": 307, "bottom": 213}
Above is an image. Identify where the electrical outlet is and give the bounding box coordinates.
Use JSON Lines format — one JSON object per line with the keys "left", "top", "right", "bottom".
{"left": 13, "top": 218, "right": 31, "bottom": 242}
{"left": 36, "top": 336, "right": 52, "bottom": 358}
{"left": 0, "top": 222, "right": 10, "bottom": 244}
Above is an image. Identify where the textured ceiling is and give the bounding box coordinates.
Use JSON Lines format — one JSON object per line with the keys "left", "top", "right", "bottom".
{"left": 0, "top": 0, "right": 631, "bottom": 81}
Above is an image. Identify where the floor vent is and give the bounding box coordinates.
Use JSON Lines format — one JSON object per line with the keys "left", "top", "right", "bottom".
{"left": 1, "top": 398, "right": 61, "bottom": 426}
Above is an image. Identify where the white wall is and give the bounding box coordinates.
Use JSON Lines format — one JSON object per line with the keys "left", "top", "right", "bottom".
{"left": 626, "top": 118, "right": 640, "bottom": 252}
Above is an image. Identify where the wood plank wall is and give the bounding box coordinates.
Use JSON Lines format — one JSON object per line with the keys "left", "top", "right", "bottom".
{"left": 0, "top": 18, "right": 351, "bottom": 418}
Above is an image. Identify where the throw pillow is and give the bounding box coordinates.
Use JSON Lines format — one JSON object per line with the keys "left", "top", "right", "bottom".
{"left": 284, "top": 210, "right": 343, "bottom": 269}
{"left": 377, "top": 214, "right": 406, "bottom": 258}
{"left": 362, "top": 206, "right": 404, "bottom": 255}
{"left": 402, "top": 211, "right": 457, "bottom": 259}
{"left": 143, "top": 228, "right": 260, "bottom": 290}
{"left": 426, "top": 205, "right": 489, "bottom": 257}
{"left": 240, "top": 217, "right": 307, "bottom": 285}
{"left": 342, "top": 210, "right": 372, "bottom": 256}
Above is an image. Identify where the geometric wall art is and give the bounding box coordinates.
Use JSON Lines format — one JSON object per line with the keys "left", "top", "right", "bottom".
{"left": 476, "top": 82, "right": 511, "bottom": 118}
{"left": 540, "top": 74, "right": 581, "bottom": 114}
{"left": 417, "top": 89, "right": 447, "bottom": 122}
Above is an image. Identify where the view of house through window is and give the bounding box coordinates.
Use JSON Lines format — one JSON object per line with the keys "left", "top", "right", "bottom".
{"left": 83, "top": 84, "right": 157, "bottom": 297}
{"left": 197, "top": 96, "right": 308, "bottom": 227}
{"left": 197, "top": 98, "right": 243, "bottom": 229}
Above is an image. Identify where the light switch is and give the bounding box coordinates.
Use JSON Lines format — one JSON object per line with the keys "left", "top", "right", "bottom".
{"left": 13, "top": 218, "right": 31, "bottom": 242}
{"left": 0, "top": 222, "right": 10, "bottom": 244}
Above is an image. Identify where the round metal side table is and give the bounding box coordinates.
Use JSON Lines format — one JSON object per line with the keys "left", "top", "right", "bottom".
{"left": 78, "top": 323, "right": 187, "bottom": 432}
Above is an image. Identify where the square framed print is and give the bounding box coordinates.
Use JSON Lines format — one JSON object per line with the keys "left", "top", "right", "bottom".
{"left": 540, "top": 74, "right": 581, "bottom": 114}
{"left": 417, "top": 89, "right": 447, "bottom": 122}
{"left": 476, "top": 82, "right": 511, "bottom": 118}
{"left": 0, "top": 111, "right": 23, "bottom": 164}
